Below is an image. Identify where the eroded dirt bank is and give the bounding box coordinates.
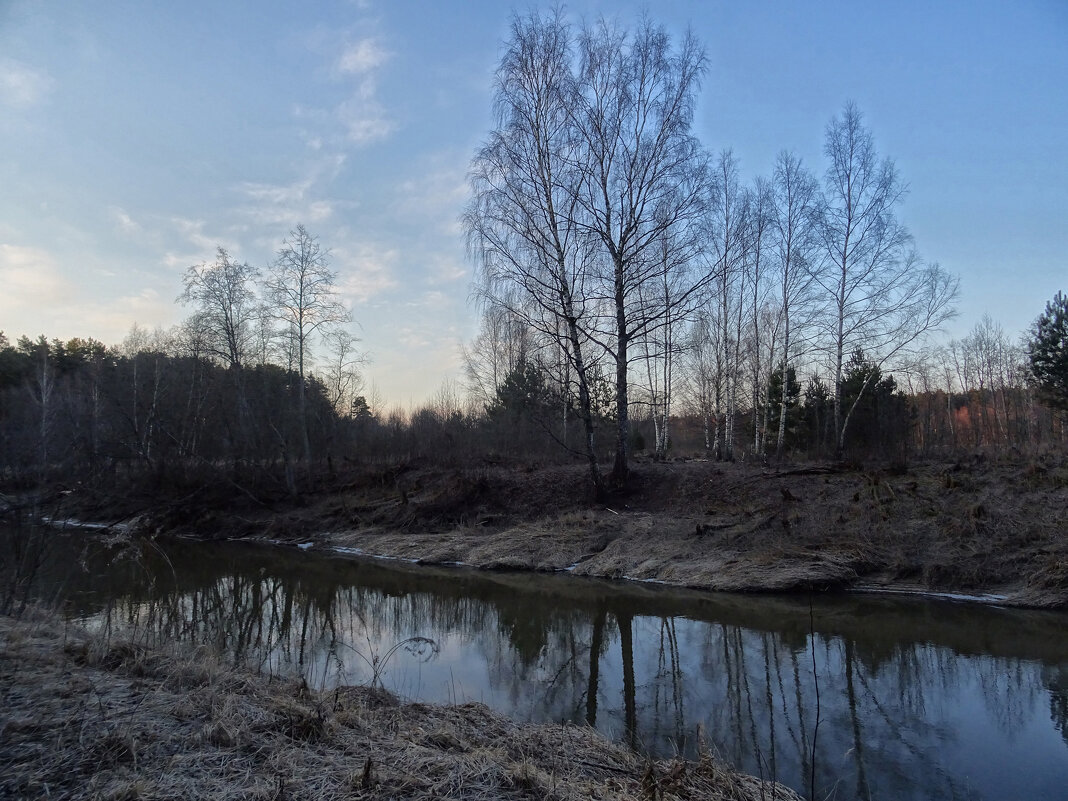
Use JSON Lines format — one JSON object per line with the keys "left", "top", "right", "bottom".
{"left": 0, "top": 612, "right": 799, "bottom": 801}
{"left": 53, "top": 455, "right": 1068, "bottom": 608}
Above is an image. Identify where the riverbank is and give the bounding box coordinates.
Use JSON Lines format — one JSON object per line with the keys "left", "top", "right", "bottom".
{"left": 40, "top": 454, "right": 1068, "bottom": 608}
{"left": 0, "top": 611, "right": 799, "bottom": 801}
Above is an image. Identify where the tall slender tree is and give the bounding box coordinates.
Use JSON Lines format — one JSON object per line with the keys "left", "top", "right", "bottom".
{"left": 466, "top": 9, "right": 606, "bottom": 496}
{"left": 770, "top": 151, "right": 820, "bottom": 456}
{"left": 265, "top": 225, "right": 350, "bottom": 464}
{"left": 817, "top": 103, "right": 957, "bottom": 455}
{"left": 573, "top": 16, "right": 711, "bottom": 480}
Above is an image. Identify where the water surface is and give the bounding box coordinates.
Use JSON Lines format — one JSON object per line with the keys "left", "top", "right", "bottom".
{"left": 8, "top": 528, "right": 1068, "bottom": 801}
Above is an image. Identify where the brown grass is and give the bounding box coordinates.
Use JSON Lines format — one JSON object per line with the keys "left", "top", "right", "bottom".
{"left": 57, "top": 455, "right": 1068, "bottom": 608}
{"left": 0, "top": 611, "right": 801, "bottom": 801}
{"left": 315, "top": 458, "right": 1068, "bottom": 607}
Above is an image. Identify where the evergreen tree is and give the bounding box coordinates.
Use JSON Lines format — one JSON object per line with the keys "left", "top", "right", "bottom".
{"left": 1027, "top": 292, "right": 1068, "bottom": 410}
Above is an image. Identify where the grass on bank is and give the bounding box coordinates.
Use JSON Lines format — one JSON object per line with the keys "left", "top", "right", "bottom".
{"left": 0, "top": 610, "right": 801, "bottom": 801}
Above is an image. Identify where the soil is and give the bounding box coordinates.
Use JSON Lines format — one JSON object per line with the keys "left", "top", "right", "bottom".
{"left": 0, "top": 611, "right": 800, "bottom": 801}
{"left": 44, "top": 453, "right": 1068, "bottom": 608}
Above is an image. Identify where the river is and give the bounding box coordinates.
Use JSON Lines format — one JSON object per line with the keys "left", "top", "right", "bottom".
{"left": 6, "top": 527, "right": 1068, "bottom": 800}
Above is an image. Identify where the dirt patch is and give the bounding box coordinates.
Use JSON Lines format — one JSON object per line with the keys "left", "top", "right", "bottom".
{"left": 0, "top": 612, "right": 800, "bottom": 801}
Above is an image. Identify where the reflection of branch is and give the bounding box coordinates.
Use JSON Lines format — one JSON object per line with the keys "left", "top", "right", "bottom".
{"left": 853, "top": 657, "right": 966, "bottom": 796}
{"left": 808, "top": 596, "right": 820, "bottom": 801}
{"left": 338, "top": 636, "right": 440, "bottom": 688}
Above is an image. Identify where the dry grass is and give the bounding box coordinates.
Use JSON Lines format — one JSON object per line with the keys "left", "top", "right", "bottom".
{"left": 0, "top": 612, "right": 801, "bottom": 801}
{"left": 55, "top": 455, "right": 1068, "bottom": 607}
{"left": 325, "top": 458, "right": 1068, "bottom": 608}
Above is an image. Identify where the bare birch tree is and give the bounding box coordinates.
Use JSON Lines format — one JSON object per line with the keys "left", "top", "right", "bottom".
{"left": 461, "top": 300, "right": 533, "bottom": 410}
{"left": 321, "top": 328, "right": 364, "bottom": 417}
{"left": 743, "top": 178, "right": 773, "bottom": 456}
{"left": 573, "top": 16, "right": 711, "bottom": 480}
{"left": 817, "top": 103, "right": 958, "bottom": 455}
{"left": 265, "top": 224, "right": 350, "bottom": 464}
{"left": 679, "top": 314, "right": 720, "bottom": 453}
{"left": 770, "top": 151, "right": 821, "bottom": 456}
{"left": 635, "top": 231, "right": 691, "bottom": 460}
{"left": 465, "top": 9, "right": 606, "bottom": 496}
{"left": 179, "top": 247, "right": 259, "bottom": 369}
{"left": 706, "top": 150, "right": 748, "bottom": 460}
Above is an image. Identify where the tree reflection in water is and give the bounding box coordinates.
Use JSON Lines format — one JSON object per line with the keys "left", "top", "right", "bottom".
{"left": 24, "top": 532, "right": 1068, "bottom": 801}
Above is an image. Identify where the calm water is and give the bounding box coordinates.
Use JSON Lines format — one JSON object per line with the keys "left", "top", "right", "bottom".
{"left": 6, "top": 527, "right": 1068, "bottom": 801}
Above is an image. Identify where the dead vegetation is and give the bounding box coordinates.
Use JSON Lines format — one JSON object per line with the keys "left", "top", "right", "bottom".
{"left": 53, "top": 453, "right": 1068, "bottom": 608}
{"left": 0, "top": 612, "right": 801, "bottom": 801}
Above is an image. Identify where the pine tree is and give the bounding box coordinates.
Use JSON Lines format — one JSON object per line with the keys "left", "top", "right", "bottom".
{"left": 1027, "top": 292, "right": 1068, "bottom": 410}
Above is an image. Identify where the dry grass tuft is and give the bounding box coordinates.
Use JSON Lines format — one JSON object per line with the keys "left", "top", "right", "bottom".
{"left": 0, "top": 613, "right": 801, "bottom": 801}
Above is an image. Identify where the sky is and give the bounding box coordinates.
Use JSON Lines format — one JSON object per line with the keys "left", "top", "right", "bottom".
{"left": 1, "top": 0, "right": 1066, "bottom": 405}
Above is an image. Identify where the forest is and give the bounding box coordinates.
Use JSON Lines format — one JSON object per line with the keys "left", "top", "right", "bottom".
{"left": 0, "top": 282, "right": 1064, "bottom": 500}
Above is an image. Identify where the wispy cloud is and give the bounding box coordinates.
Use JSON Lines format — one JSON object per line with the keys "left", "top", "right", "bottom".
{"left": 170, "top": 217, "right": 220, "bottom": 252}
{"left": 335, "top": 240, "right": 398, "bottom": 303}
{"left": 0, "top": 245, "right": 177, "bottom": 345}
{"left": 234, "top": 155, "right": 345, "bottom": 230}
{"left": 0, "top": 58, "right": 53, "bottom": 108}
{"left": 81, "top": 288, "right": 176, "bottom": 341}
{"left": 328, "top": 35, "right": 395, "bottom": 145}
{"left": 393, "top": 162, "right": 468, "bottom": 236}
{"left": 338, "top": 38, "right": 389, "bottom": 75}
{"left": 425, "top": 255, "right": 467, "bottom": 285}
{"left": 338, "top": 94, "right": 393, "bottom": 144}
{"left": 109, "top": 206, "right": 141, "bottom": 235}
{"left": 238, "top": 179, "right": 335, "bottom": 227}
{"left": 0, "top": 244, "right": 72, "bottom": 312}
{"left": 162, "top": 218, "right": 239, "bottom": 271}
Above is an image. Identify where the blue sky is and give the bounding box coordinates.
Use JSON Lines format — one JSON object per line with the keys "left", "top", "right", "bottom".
{"left": 1, "top": 0, "right": 1065, "bottom": 404}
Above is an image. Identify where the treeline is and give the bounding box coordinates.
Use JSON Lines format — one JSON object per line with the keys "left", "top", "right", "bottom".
{"left": 0, "top": 332, "right": 351, "bottom": 488}
{"left": 0, "top": 222, "right": 373, "bottom": 494}
{"left": 456, "top": 313, "right": 1066, "bottom": 465}
{"left": 455, "top": 9, "right": 1068, "bottom": 490}
{"left": 0, "top": 309, "right": 1064, "bottom": 496}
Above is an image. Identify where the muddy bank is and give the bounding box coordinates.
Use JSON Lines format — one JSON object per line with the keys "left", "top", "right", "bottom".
{"left": 0, "top": 612, "right": 799, "bottom": 801}
{"left": 46, "top": 456, "right": 1068, "bottom": 608}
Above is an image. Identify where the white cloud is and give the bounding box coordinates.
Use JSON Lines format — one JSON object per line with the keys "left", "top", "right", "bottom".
{"left": 338, "top": 93, "right": 394, "bottom": 144}
{"left": 338, "top": 38, "right": 389, "bottom": 75}
{"left": 0, "top": 245, "right": 177, "bottom": 346}
{"left": 407, "top": 290, "right": 452, "bottom": 311}
{"left": 0, "top": 58, "right": 53, "bottom": 108}
{"left": 170, "top": 217, "right": 219, "bottom": 253}
{"left": 237, "top": 179, "right": 335, "bottom": 226}
{"left": 81, "top": 288, "right": 176, "bottom": 340}
{"left": 161, "top": 218, "right": 241, "bottom": 273}
{"left": 426, "top": 255, "right": 467, "bottom": 285}
{"left": 296, "top": 30, "right": 394, "bottom": 148}
{"left": 396, "top": 327, "right": 432, "bottom": 350}
{"left": 331, "top": 37, "right": 394, "bottom": 145}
